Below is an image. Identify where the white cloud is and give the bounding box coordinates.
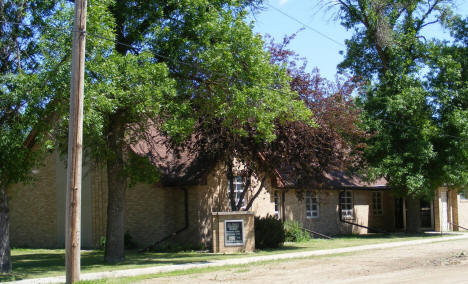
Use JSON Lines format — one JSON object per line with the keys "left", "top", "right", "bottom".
{"left": 279, "top": 0, "right": 289, "bottom": 6}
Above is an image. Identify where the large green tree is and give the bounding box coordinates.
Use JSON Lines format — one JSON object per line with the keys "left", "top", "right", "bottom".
{"left": 331, "top": 0, "right": 468, "bottom": 232}
{"left": 0, "top": 0, "right": 68, "bottom": 273}
{"left": 1, "top": 0, "right": 313, "bottom": 267}
{"left": 75, "top": 0, "right": 313, "bottom": 263}
{"left": 0, "top": 0, "right": 121, "bottom": 272}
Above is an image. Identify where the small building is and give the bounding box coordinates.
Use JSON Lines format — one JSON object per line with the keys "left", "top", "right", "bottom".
{"left": 7, "top": 141, "right": 468, "bottom": 249}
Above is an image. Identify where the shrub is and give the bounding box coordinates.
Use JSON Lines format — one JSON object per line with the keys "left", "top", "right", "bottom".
{"left": 99, "top": 236, "right": 106, "bottom": 250}
{"left": 284, "top": 221, "right": 311, "bottom": 242}
{"left": 125, "top": 231, "right": 136, "bottom": 249}
{"left": 254, "top": 215, "right": 285, "bottom": 249}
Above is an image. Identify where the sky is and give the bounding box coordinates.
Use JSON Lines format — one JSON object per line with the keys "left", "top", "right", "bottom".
{"left": 250, "top": 0, "right": 468, "bottom": 80}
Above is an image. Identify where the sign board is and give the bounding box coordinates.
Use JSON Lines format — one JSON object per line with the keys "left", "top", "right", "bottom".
{"left": 224, "top": 220, "right": 244, "bottom": 246}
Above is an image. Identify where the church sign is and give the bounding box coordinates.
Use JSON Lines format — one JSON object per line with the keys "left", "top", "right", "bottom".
{"left": 224, "top": 220, "right": 244, "bottom": 246}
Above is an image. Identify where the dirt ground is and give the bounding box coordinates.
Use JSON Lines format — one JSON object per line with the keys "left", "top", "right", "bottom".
{"left": 143, "top": 238, "right": 468, "bottom": 284}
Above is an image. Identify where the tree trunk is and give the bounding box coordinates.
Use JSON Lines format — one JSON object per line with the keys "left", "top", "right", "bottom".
{"left": 406, "top": 197, "right": 421, "bottom": 234}
{"left": 244, "top": 177, "right": 266, "bottom": 211}
{"left": 104, "top": 118, "right": 127, "bottom": 263}
{"left": 0, "top": 187, "right": 11, "bottom": 273}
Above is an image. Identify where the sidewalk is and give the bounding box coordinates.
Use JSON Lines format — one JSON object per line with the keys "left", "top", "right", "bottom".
{"left": 13, "top": 233, "right": 468, "bottom": 284}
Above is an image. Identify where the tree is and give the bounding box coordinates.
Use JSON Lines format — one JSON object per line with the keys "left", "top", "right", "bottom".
{"left": 0, "top": 0, "right": 70, "bottom": 273}
{"left": 330, "top": 0, "right": 468, "bottom": 232}
{"left": 172, "top": 34, "right": 365, "bottom": 212}
{"left": 60, "top": 0, "right": 313, "bottom": 263}
{"left": 0, "top": 0, "right": 122, "bottom": 271}
{"left": 426, "top": 15, "right": 468, "bottom": 192}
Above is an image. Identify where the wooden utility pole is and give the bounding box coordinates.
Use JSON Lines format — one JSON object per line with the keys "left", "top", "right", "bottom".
{"left": 66, "top": 0, "right": 87, "bottom": 283}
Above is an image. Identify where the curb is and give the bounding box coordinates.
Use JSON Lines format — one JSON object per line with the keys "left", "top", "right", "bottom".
{"left": 11, "top": 233, "right": 468, "bottom": 284}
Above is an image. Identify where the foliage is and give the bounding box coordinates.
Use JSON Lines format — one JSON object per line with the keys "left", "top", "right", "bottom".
{"left": 66, "top": 0, "right": 314, "bottom": 262}
{"left": 254, "top": 215, "right": 285, "bottom": 249}
{"left": 124, "top": 232, "right": 135, "bottom": 250}
{"left": 284, "top": 221, "right": 311, "bottom": 242}
{"left": 99, "top": 237, "right": 106, "bottom": 250}
{"left": 178, "top": 34, "right": 365, "bottom": 211}
{"left": 0, "top": 0, "right": 114, "bottom": 272}
{"left": 329, "top": 0, "right": 468, "bottom": 198}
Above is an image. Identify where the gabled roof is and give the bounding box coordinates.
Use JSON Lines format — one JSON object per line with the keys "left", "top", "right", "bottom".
{"left": 131, "top": 128, "right": 387, "bottom": 190}
{"left": 130, "top": 128, "right": 216, "bottom": 186}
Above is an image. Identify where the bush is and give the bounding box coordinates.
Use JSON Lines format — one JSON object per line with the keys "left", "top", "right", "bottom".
{"left": 125, "top": 231, "right": 136, "bottom": 249}
{"left": 99, "top": 236, "right": 106, "bottom": 250}
{"left": 284, "top": 221, "right": 311, "bottom": 242}
{"left": 254, "top": 215, "right": 285, "bottom": 249}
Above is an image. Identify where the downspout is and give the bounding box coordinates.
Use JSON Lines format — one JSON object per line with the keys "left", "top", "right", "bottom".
{"left": 141, "top": 187, "right": 189, "bottom": 252}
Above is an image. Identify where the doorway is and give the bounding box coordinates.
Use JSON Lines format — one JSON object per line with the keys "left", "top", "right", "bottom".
{"left": 420, "top": 200, "right": 433, "bottom": 229}
{"left": 395, "top": 198, "right": 404, "bottom": 230}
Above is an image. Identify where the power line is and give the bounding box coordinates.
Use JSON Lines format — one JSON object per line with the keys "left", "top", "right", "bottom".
{"left": 265, "top": 3, "right": 346, "bottom": 48}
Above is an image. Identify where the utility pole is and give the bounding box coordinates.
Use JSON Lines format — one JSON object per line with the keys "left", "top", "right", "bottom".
{"left": 66, "top": 0, "right": 87, "bottom": 283}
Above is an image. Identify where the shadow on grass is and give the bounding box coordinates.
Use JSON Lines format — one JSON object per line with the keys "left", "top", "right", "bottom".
{"left": 0, "top": 249, "right": 227, "bottom": 282}
{"left": 0, "top": 232, "right": 442, "bottom": 282}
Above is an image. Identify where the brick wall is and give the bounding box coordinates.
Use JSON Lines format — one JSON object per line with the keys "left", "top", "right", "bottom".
{"left": 283, "top": 189, "right": 394, "bottom": 236}
{"left": 89, "top": 161, "right": 276, "bottom": 249}
{"left": 7, "top": 153, "right": 57, "bottom": 248}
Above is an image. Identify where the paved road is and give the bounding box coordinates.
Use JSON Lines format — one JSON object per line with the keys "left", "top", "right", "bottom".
{"left": 146, "top": 238, "right": 468, "bottom": 284}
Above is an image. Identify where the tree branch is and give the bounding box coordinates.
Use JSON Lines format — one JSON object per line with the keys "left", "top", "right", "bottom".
{"left": 244, "top": 177, "right": 266, "bottom": 211}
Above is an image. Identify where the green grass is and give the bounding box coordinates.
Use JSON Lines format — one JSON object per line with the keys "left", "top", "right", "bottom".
{"left": 0, "top": 233, "right": 445, "bottom": 282}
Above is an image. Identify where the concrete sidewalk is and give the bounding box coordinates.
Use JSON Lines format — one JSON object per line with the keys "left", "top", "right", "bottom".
{"left": 12, "top": 233, "right": 468, "bottom": 284}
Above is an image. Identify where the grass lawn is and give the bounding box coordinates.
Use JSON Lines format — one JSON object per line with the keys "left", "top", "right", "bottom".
{"left": 0, "top": 233, "right": 444, "bottom": 282}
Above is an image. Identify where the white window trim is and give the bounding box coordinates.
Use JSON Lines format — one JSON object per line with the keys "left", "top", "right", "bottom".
{"left": 372, "top": 191, "right": 383, "bottom": 216}
{"left": 306, "top": 191, "right": 319, "bottom": 219}
{"left": 340, "top": 190, "right": 354, "bottom": 219}
{"left": 229, "top": 176, "right": 245, "bottom": 209}
{"left": 274, "top": 191, "right": 281, "bottom": 219}
{"left": 460, "top": 189, "right": 468, "bottom": 201}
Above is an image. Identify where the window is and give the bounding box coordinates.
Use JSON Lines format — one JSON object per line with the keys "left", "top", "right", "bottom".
{"left": 460, "top": 189, "right": 467, "bottom": 200}
{"left": 229, "top": 176, "right": 245, "bottom": 209}
{"left": 306, "top": 191, "right": 319, "bottom": 218}
{"left": 372, "top": 191, "right": 383, "bottom": 216}
{"left": 339, "top": 190, "right": 353, "bottom": 218}
{"left": 274, "top": 191, "right": 281, "bottom": 219}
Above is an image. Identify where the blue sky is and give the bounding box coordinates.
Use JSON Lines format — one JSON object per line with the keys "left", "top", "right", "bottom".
{"left": 250, "top": 0, "right": 468, "bottom": 80}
